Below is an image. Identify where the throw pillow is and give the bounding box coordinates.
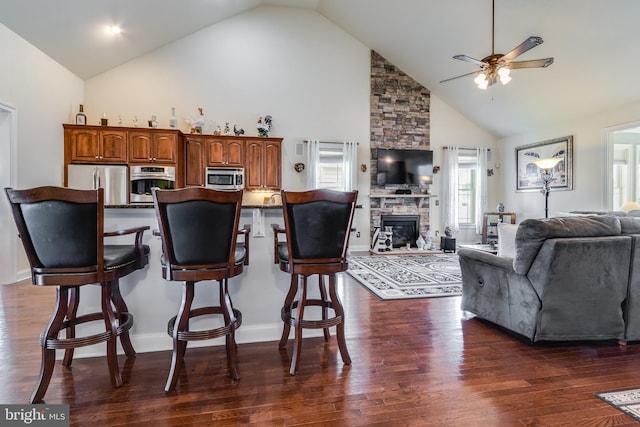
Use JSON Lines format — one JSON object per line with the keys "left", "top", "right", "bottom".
{"left": 497, "top": 222, "right": 518, "bottom": 258}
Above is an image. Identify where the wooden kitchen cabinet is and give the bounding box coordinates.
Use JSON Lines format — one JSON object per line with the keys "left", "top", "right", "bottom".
{"left": 245, "top": 138, "right": 282, "bottom": 191}
{"left": 66, "top": 126, "right": 127, "bottom": 164}
{"left": 63, "top": 124, "right": 279, "bottom": 192}
{"left": 129, "top": 130, "right": 179, "bottom": 164}
{"left": 206, "top": 138, "right": 244, "bottom": 167}
{"left": 184, "top": 136, "right": 206, "bottom": 186}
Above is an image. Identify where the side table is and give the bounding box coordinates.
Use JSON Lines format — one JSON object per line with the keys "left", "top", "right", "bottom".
{"left": 440, "top": 236, "right": 456, "bottom": 253}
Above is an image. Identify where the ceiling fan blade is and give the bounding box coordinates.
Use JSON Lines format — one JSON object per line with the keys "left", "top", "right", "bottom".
{"left": 500, "top": 36, "right": 544, "bottom": 61}
{"left": 508, "top": 58, "right": 554, "bottom": 69}
{"left": 453, "top": 55, "right": 487, "bottom": 68}
{"left": 440, "top": 70, "right": 481, "bottom": 84}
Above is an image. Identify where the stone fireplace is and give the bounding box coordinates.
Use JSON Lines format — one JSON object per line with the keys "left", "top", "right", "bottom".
{"left": 380, "top": 214, "right": 420, "bottom": 248}
{"left": 369, "top": 51, "right": 432, "bottom": 245}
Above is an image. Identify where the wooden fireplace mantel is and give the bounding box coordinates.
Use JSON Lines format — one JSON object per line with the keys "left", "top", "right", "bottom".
{"left": 369, "top": 194, "right": 437, "bottom": 208}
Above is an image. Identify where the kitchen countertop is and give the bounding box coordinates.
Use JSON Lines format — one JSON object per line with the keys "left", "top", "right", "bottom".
{"left": 106, "top": 204, "right": 284, "bottom": 209}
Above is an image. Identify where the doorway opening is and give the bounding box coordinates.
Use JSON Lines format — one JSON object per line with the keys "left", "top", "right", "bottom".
{"left": 0, "top": 102, "right": 17, "bottom": 284}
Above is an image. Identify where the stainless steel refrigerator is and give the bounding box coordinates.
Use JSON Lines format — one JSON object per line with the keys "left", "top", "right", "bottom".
{"left": 67, "top": 164, "right": 128, "bottom": 205}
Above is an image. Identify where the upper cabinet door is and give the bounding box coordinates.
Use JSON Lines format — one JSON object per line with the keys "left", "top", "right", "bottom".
{"left": 206, "top": 138, "right": 244, "bottom": 166}
{"left": 129, "top": 131, "right": 153, "bottom": 162}
{"left": 69, "top": 128, "right": 126, "bottom": 163}
{"left": 207, "top": 139, "right": 225, "bottom": 166}
{"left": 129, "top": 131, "right": 177, "bottom": 164}
{"left": 185, "top": 137, "right": 205, "bottom": 186}
{"left": 226, "top": 139, "right": 244, "bottom": 166}
{"left": 153, "top": 133, "right": 177, "bottom": 163}
{"left": 100, "top": 130, "right": 127, "bottom": 162}
{"left": 263, "top": 141, "right": 281, "bottom": 189}
{"left": 245, "top": 139, "right": 282, "bottom": 191}
{"left": 69, "top": 128, "right": 100, "bottom": 162}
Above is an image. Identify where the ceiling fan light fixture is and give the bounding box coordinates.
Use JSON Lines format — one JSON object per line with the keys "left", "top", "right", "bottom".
{"left": 474, "top": 73, "right": 489, "bottom": 89}
{"left": 498, "top": 67, "right": 511, "bottom": 85}
{"left": 440, "top": 0, "right": 553, "bottom": 89}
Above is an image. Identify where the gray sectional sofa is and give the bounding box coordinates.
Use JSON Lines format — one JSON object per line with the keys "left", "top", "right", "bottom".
{"left": 458, "top": 215, "right": 640, "bottom": 342}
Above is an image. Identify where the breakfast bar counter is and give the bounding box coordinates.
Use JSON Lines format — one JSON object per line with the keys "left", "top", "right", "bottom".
{"left": 73, "top": 204, "right": 342, "bottom": 358}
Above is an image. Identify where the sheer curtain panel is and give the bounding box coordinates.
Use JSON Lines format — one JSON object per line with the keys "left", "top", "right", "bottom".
{"left": 442, "top": 147, "right": 459, "bottom": 233}
{"left": 475, "top": 148, "right": 489, "bottom": 234}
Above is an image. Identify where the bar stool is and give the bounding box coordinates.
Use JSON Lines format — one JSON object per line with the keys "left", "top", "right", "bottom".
{"left": 272, "top": 189, "right": 358, "bottom": 375}
{"left": 4, "top": 186, "right": 149, "bottom": 403}
{"left": 152, "top": 187, "right": 249, "bottom": 391}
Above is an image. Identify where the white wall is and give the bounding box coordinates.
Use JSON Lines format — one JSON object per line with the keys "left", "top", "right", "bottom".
{"left": 498, "top": 101, "right": 640, "bottom": 221}
{"left": 0, "top": 23, "right": 84, "bottom": 275}
{"left": 85, "top": 5, "right": 373, "bottom": 248}
{"left": 85, "top": 5, "right": 500, "bottom": 247}
{"left": 430, "top": 94, "right": 499, "bottom": 243}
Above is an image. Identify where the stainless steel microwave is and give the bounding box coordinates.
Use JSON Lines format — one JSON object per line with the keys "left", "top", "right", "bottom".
{"left": 205, "top": 167, "right": 244, "bottom": 190}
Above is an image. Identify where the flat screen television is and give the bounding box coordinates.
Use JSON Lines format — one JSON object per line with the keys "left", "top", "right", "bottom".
{"left": 376, "top": 148, "right": 433, "bottom": 186}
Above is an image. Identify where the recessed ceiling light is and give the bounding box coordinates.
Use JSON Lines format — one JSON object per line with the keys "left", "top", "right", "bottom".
{"left": 107, "top": 25, "right": 122, "bottom": 35}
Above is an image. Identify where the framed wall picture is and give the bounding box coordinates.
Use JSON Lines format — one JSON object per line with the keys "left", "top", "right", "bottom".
{"left": 516, "top": 135, "right": 573, "bottom": 192}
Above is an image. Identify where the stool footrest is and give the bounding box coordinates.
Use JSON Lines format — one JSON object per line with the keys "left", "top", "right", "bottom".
{"left": 281, "top": 300, "right": 343, "bottom": 329}
{"left": 167, "top": 308, "right": 242, "bottom": 342}
{"left": 43, "top": 312, "right": 134, "bottom": 350}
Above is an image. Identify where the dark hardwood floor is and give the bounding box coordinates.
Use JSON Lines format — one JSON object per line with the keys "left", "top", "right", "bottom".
{"left": 2, "top": 273, "right": 640, "bottom": 426}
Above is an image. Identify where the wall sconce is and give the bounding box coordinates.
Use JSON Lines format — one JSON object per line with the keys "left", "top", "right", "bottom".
{"left": 294, "top": 162, "right": 305, "bottom": 173}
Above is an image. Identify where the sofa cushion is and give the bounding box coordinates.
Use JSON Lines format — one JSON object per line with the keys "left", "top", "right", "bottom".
{"left": 513, "top": 215, "right": 621, "bottom": 275}
{"left": 619, "top": 216, "right": 640, "bottom": 234}
{"left": 497, "top": 222, "right": 518, "bottom": 258}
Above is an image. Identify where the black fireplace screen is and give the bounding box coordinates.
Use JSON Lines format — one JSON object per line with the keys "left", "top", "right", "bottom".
{"left": 380, "top": 215, "right": 420, "bottom": 248}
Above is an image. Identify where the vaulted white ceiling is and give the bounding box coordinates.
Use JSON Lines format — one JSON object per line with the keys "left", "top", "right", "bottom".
{"left": 2, "top": 0, "right": 639, "bottom": 138}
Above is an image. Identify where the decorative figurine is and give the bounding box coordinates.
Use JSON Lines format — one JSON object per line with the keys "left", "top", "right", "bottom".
{"left": 444, "top": 226, "right": 453, "bottom": 237}
{"left": 234, "top": 124, "right": 245, "bottom": 136}
{"left": 416, "top": 235, "right": 426, "bottom": 250}
{"left": 186, "top": 108, "right": 205, "bottom": 134}
{"left": 257, "top": 115, "right": 273, "bottom": 137}
{"left": 223, "top": 122, "right": 232, "bottom": 135}
{"left": 213, "top": 126, "right": 222, "bottom": 136}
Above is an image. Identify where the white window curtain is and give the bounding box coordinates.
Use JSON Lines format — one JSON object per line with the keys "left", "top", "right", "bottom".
{"left": 306, "top": 139, "right": 321, "bottom": 190}
{"left": 475, "top": 148, "right": 489, "bottom": 234}
{"left": 442, "top": 146, "right": 459, "bottom": 233}
{"left": 306, "top": 139, "right": 357, "bottom": 191}
{"left": 342, "top": 140, "right": 358, "bottom": 191}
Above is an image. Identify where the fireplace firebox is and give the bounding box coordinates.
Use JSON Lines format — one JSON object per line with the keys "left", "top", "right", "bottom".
{"left": 380, "top": 215, "right": 420, "bottom": 248}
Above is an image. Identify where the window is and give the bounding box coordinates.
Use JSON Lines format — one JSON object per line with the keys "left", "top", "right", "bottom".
{"left": 606, "top": 123, "right": 640, "bottom": 210}
{"left": 458, "top": 150, "right": 479, "bottom": 226}
{"left": 307, "top": 140, "right": 357, "bottom": 191}
{"left": 317, "top": 144, "right": 345, "bottom": 190}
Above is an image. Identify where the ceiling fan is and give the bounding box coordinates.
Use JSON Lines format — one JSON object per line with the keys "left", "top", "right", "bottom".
{"left": 440, "top": 0, "right": 553, "bottom": 89}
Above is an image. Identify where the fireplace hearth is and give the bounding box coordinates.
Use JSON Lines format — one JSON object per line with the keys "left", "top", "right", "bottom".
{"left": 380, "top": 215, "right": 420, "bottom": 248}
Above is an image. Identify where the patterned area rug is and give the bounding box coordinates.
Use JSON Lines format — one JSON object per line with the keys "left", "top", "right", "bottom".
{"left": 596, "top": 389, "right": 640, "bottom": 422}
{"left": 346, "top": 253, "right": 462, "bottom": 300}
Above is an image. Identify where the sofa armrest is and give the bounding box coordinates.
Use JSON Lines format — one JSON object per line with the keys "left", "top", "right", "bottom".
{"left": 457, "top": 248, "right": 513, "bottom": 271}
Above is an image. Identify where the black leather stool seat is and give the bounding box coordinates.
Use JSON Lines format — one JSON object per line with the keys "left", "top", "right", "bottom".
{"left": 105, "top": 245, "right": 150, "bottom": 270}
